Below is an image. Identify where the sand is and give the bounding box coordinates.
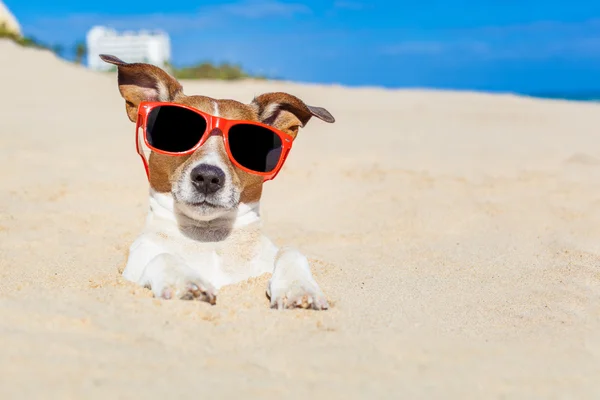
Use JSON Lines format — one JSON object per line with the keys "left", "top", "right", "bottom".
{"left": 1, "top": 39, "right": 600, "bottom": 398}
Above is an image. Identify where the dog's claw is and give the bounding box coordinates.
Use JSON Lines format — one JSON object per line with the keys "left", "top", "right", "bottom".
{"left": 269, "top": 289, "right": 329, "bottom": 311}
{"left": 180, "top": 281, "right": 216, "bottom": 304}
{"left": 185, "top": 282, "right": 216, "bottom": 304}
{"left": 188, "top": 283, "right": 200, "bottom": 295}
{"left": 206, "top": 293, "right": 217, "bottom": 305}
{"left": 179, "top": 290, "right": 194, "bottom": 301}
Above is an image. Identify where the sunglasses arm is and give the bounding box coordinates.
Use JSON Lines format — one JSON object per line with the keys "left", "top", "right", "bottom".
{"left": 135, "top": 114, "right": 151, "bottom": 181}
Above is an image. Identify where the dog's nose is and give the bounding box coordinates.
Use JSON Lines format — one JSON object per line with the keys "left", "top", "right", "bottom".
{"left": 190, "top": 164, "right": 225, "bottom": 194}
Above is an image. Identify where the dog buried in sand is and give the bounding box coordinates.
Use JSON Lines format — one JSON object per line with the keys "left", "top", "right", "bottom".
{"left": 100, "top": 55, "right": 335, "bottom": 310}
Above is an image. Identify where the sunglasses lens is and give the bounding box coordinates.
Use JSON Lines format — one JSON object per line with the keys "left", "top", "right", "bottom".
{"left": 228, "top": 124, "right": 283, "bottom": 173}
{"left": 146, "top": 105, "right": 207, "bottom": 153}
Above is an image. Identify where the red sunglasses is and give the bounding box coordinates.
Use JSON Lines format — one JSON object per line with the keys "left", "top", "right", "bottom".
{"left": 135, "top": 101, "right": 294, "bottom": 181}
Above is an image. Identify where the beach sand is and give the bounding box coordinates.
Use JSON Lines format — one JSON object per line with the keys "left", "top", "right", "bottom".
{"left": 1, "top": 39, "right": 600, "bottom": 398}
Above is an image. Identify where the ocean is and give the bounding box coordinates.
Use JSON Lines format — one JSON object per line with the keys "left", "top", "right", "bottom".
{"left": 529, "top": 92, "right": 600, "bottom": 102}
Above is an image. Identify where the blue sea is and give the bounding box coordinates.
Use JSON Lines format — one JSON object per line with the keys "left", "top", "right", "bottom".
{"left": 529, "top": 92, "right": 600, "bottom": 102}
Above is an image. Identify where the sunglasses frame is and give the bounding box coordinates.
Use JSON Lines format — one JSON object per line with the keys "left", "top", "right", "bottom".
{"left": 135, "top": 101, "right": 294, "bottom": 182}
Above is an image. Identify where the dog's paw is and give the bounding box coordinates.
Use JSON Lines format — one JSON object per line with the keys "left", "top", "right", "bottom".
{"left": 268, "top": 280, "right": 329, "bottom": 310}
{"left": 268, "top": 247, "right": 329, "bottom": 310}
{"left": 155, "top": 279, "right": 217, "bottom": 304}
{"left": 141, "top": 254, "right": 217, "bottom": 304}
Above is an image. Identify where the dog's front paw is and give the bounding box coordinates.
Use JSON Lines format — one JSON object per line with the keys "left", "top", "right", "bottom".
{"left": 140, "top": 254, "right": 217, "bottom": 304}
{"left": 155, "top": 279, "right": 216, "bottom": 304}
{"left": 268, "top": 279, "right": 329, "bottom": 310}
{"left": 268, "top": 248, "right": 329, "bottom": 310}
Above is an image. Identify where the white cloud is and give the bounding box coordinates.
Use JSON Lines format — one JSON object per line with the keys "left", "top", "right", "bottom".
{"left": 219, "top": 0, "right": 310, "bottom": 18}
{"left": 380, "top": 19, "right": 600, "bottom": 60}
{"left": 461, "top": 18, "right": 600, "bottom": 36}
{"left": 26, "top": 0, "right": 310, "bottom": 34}
{"left": 381, "top": 40, "right": 489, "bottom": 56}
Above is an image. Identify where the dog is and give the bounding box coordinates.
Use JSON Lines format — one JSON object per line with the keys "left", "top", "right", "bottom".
{"left": 100, "top": 55, "right": 335, "bottom": 310}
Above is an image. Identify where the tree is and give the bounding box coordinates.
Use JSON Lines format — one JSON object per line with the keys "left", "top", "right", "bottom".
{"left": 74, "top": 41, "right": 87, "bottom": 65}
{"left": 173, "top": 62, "right": 249, "bottom": 80}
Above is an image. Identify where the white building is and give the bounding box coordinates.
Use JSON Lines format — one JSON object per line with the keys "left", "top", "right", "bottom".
{"left": 0, "top": 0, "right": 21, "bottom": 36}
{"left": 86, "top": 26, "right": 171, "bottom": 71}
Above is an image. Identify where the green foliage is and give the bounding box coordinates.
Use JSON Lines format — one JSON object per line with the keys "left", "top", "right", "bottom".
{"left": 0, "top": 22, "right": 48, "bottom": 50}
{"left": 172, "top": 61, "right": 264, "bottom": 80}
{"left": 74, "top": 41, "right": 87, "bottom": 65}
{"left": 1, "top": 24, "right": 271, "bottom": 80}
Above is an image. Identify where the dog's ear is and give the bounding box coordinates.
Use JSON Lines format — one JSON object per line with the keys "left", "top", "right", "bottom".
{"left": 251, "top": 92, "right": 335, "bottom": 139}
{"left": 100, "top": 54, "right": 183, "bottom": 122}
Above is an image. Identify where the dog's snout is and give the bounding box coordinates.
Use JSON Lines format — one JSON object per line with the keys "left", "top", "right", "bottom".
{"left": 190, "top": 164, "right": 225, "bottom": 194}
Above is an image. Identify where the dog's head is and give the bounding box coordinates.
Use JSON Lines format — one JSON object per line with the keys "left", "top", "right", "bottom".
{"left": 101, "top": 55, "right": 334, "bottom": 222}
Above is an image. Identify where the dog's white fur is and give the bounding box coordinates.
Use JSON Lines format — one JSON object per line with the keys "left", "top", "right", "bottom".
{"left": 123, "top": 156, "right": 329, "bottom": 309}
{"left": 100, "top": 55, "right": 332, "bottom": 309}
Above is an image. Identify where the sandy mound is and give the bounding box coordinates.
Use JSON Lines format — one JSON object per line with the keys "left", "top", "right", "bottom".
{"left": 1, "top": 39, "right": 600, "bottom": 398}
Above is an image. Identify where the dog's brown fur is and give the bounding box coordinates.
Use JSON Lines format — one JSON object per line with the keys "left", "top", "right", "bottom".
{"left": 101, "top": 55, "right": 335, "bottom": 308}
{"left": 100, "top": 55, "right": 334, "bottom": 203}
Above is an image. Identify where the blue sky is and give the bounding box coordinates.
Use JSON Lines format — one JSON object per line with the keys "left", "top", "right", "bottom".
{"left": 7, "top": 0, "right": 600, "bottom": 93}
